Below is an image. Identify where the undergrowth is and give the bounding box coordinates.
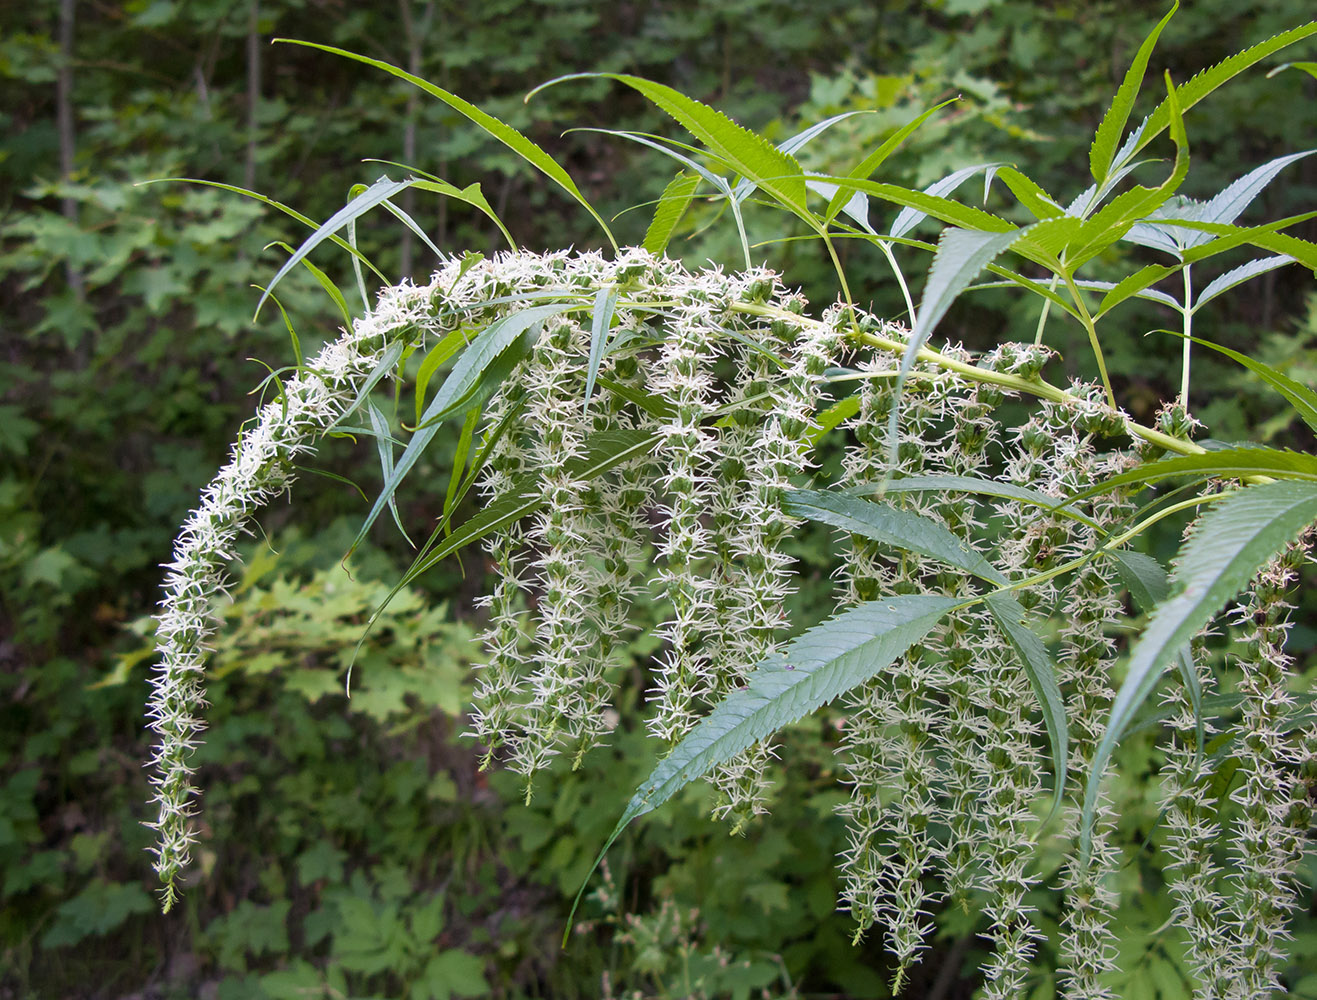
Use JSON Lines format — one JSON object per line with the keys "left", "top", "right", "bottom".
{"left": 145, "top": 5, "right": 1317, "bottom": 996}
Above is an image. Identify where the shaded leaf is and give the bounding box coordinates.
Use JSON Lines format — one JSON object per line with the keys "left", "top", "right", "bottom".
{"left": 784, "top": 489, "right": 1006, "bottom": 584}
{"left": 1187, "top": 335, "right": 1317, "bottom": 434}
{"left": 985, "top": 594, "right": 1068, "bottom": 819}
{"left": 1110, "top": 550, "right": 1202, "bottom": 756}
{"left": 567, "top": 594, "right": 961, "bottom": 939}
{"left": 583, "top": 286, "right": 620, "bottom": 414}
{"left": 1082, "top": 479, "right": 1317, "bottom": 857}
{"left": 1195, "top": 255, "right": 1295, "bottom": 308}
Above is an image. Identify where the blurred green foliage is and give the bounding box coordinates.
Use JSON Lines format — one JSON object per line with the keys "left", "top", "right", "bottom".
{"left": 2, "top": 0, "right": 1314, "bottom": 996}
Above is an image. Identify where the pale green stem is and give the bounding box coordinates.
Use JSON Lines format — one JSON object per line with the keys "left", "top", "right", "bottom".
{"left": 1060, "top": 271, "right": 1116, "bottom": 408}
{"left": 878, "top": 240, "right": 916, "bottom": 324}
{"left": 1180, "top": 266, "right": 1193, "bottom": 410}
{"left": 732, "top": 201, "right": 752, "bottom": 271}
{"left": 953, "top": 494, "right": 1228, "bottom": 612}
{"left": 1033, "top": 273, "right": 1061, "bottom": 346}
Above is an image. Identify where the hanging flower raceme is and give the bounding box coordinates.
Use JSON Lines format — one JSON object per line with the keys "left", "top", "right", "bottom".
{"left": 148, "top": 247, "right": 1316, "bottom": 1000}
{"left": 147, "top": 249, "right": 847, "bottom": 904}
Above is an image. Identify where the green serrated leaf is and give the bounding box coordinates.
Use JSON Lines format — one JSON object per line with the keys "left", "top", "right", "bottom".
{"left": 1121, "top": 21, "right": 1317, "bottom": 168}
{"left": 889, "top": 162, "right": 1007, "bottom": 239}
{"left": 1096, "top": 262, "right": 1181, "bottom": 318}
{"left": 644, "top": 170, "right": 702, "bottom": 255}
{"left": 1109, "top": 550, "right": 1202, "bottom": 758}
{"left": 811, "top": 174, "right": 1015, "bottom": 235}
{"left": 825, "top": 99, "right": 956, "bottom": 224}
{"left": 808, "top": 395, "right": 860, "bottom": 446}
{"left": 1187, "top": 335, "right": 1317, "bottom": 434}
{"left": 1090, "top": 2, "right": 1179, "bottom": 185}
{"left": 856, "top": 473, "right": 1100, "bottom": 529}
{"left": 1194, "top": 256, "right": 1295, "bottom": 310}
{"left": 1076, "top": 447, "right": 1317, "bottom": 501}
{"left": 784, "top": 489, "right": 1006, "bottom": 584}
{"left": 415, "top": 327, "right": 475, "bottom": 425}
{"left": 888, "top": 226, "right": 1028, "bottom": 476}
{"left": 1071, "top": 74, "right": 1189, "bottom": 268}
{"left": 1082, "top": 479, "right": 1317, "bottom": 858}
{"left": 734, "top": 110, "right": 871, "bottom": 205}
{"left": 541, "top": 73, "right": 807, "bottom": 216}
{"left": 568, "top": 593, "right": 960, "bottom": 940}
{"left": 996, "top": 166, "right": 1064, "bottom": 221}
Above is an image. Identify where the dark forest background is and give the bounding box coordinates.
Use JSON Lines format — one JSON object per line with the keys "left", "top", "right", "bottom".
{"left": 3, "top": 1, "right": 1316, "bottom": 997}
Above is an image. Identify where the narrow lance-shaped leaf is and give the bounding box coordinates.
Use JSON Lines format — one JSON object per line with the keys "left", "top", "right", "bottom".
{"left": 583, "top": 128, "right": 750, "bottom": 266}
{"left": 644, "top": 170, "right": 702, "bottom": 255}
{"left": 1110, "top": 550, "right": 1202, "bottom": 757}
{"left": 985, "top": 594, "right": 1069, "bottom": 821}
{"left": 567, "top": 594, "right": 961, "bottom": 938}
{"left": 1186, "top": 335, "right": 1317, "bottom": 435}
{"left": 852, "top": 473, "right": 1100, "bottom": 529}
{"left": 277, "top": 39, "right": 617, "bottom": 249}
{"left": 784, "top": 490, "right": 1068, "bottom": 811}
{"left": 365, "top": 399, "right": 413, "bottom": 546}
{"left": 583, "top": 286, "right": 620, "bottom": 414}
{"left": 1068, "top": 73, "right": 1189, "bottom": 269}
{"left": 995, "top": 166, "right": 1064, "bottom": 221}
{"left": 1114, "top": 20, "right": 1317, "bottom": 170}
{"left": 441, "top": 405, "right": 482, "bottom": 527}
{"left": 887, "top": 226, "right": 1028, "bottom": 477}
{"left": 889, "top": 163, "right": 1008, "bottom": 239}
{"left": 534, "top": 73, "right": 808, "bottom": 217}
{"left": 329, "top": 339, "right": 406, "bottom": 431}
{"left": 734, "top": 110, "right": 872, "bottom": 205}
{"left": 267, "top": 241, "right": 352, "bottom": 326}
{"left": 355, "top": 427, "right": 657, "bottom": 670}
{"left": 256, "top": 175, "right": 411, "bottom": 317}
{"left": 1082, "top": 479, "right": 1317, "bottom": 858}
{"left": 136, "top": 177, "right": 389, "bottom": 286}
{"left": 1194, "top": 255, "right": 1295, "bottom": 309}
{"left": 1067, "top": 448, "right": 1317, "bottom": 504}
{"left": 348, "top": 304, "right": 577, "bottom": 557}
{"left": 1184, "top": 149, "right": 1316, "bottom": 248}
{"left": 1090, "top": 2, "right": 1179, "bottom": 185}
{"left": 785, "top": 489, "right": 1006, "bottom": 583}
{"left": 824, "top": 99, "right": 956, "bottom": 224}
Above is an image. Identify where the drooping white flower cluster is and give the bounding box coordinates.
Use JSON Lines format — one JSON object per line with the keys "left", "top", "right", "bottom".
{"left": 148, "top": 278, "right": 438, "bottom": 910}
{"left": 151, "top": 248, "right": 1314, "bottom": 1000}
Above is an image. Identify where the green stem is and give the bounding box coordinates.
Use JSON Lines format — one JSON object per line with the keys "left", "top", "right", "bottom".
{"left": 954, "top": 493, "right": 1227, "bottom": 612}
{"left": 1059, "top": 271, "right": 1116, "bottom": 408}
{"left": 1181, "top": 266, "right": 1193, "bottom": 410}
{"left": 878, "top": 240, "right": 916, "bottom": 324}
{"left": 733, "top": 300, "right": 1204, "bottom": 458}
{"left": 1033, "top": 273, "right": 1061, "bottom": 346}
